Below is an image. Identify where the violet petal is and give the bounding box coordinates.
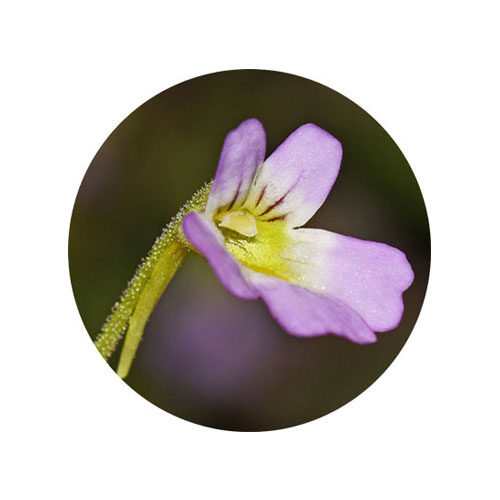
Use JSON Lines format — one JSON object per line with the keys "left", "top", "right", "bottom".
{"left": 245, "top": 123, "right": 342, "bottom": 227}
{"left": 205, "top": 118, "right": 266, "bottom": 217}
{"left": 182, "top": 212, "right": 259, "bottom": 300}
{"left": 285, "top": 228, "right": 415, "bottom": 331}
{"left": 244, "top": 270, "right": 377, "bottom": 343}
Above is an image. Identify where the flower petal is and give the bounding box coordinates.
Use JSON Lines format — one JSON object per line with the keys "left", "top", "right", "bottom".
{"left": 205, "top": 118, "right": 266, "bottom": 217}
{"left": 182, "top": 212, "right": 259, "bottom": 299}
{"left": 284, "top": 229, "right": 415, "bottom": 332}
{"left": 243, "top": 270, "right": 376, "bottom": 343}
{"left": 245, "top": 124, "right": 342, "bottom": 227}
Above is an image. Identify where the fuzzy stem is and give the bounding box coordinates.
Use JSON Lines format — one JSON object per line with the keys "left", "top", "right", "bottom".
{"left": 116, "top": 241, "right": 187, "bottom": 378}
{"left": 94, "top": 181, "right": 212, "bottom": 377}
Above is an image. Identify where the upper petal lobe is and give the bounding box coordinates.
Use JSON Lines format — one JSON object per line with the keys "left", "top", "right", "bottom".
{"left": 245, "top": 124, "right": 342, "bottom": 227}
{"left": 205, "top": 119, "right": 266, "bottom": 217}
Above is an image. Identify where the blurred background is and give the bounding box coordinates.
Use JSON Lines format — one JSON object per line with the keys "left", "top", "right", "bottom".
{"left": 69, "top": 70, "right": 430, "bottom": 431}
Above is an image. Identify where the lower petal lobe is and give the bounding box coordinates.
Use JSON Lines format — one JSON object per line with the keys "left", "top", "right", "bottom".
{"left": 244, "top": 270, "right": 376, "bottom": 343}
{"left": 182, "top": 212, "right": 259, "bottom": 300}
{"left": 285, "top": 229, "right": 415, "bottom": 332}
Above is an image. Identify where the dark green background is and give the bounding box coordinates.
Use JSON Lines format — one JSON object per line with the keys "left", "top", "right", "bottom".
{"left": 69, "top": 70, "right": 430, "bottom": 431}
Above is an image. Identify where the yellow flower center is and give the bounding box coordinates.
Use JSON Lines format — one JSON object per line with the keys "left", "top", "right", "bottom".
{"left": 217, "top": 210, "right": 258, "bottom": 237}
{"left": 215, "top": 209, "right": 298, "bottom": 282}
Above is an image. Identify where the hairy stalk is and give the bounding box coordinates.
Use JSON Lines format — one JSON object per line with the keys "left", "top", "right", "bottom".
{"left": 94, "top": 181, "right": 212, "bottom": 377}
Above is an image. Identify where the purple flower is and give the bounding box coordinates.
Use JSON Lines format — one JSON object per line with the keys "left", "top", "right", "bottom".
{"left": 182, "top": 119, "right": 414, "bottom": 344}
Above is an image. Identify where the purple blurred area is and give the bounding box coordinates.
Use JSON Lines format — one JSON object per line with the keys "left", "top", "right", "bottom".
{"left": 69, "top": 70, "right": 430, "bottom": 431}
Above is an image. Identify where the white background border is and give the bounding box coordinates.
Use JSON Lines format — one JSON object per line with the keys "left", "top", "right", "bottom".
{"left": 2, "top": 2, "right": 499, "bottom": 498}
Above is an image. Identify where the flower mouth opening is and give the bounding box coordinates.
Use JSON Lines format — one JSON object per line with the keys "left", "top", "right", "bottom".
{"left": 214, "top": 210, "right": 298, "bottom": 284}
{"left": 216, "top": 209, "right": 258, "bottom": 237}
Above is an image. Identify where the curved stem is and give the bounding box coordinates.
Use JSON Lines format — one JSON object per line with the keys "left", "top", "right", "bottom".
{"left": 94, "top": 181, "right": 212, "bottom": 377}
{"left": 116, "top": 242, "right": 187, "bottom": 378}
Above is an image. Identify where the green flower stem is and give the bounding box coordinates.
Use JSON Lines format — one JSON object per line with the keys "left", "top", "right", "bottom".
{"left": 116, "top": 241, "right": 187, "bottom": 378}
{"left": 94, "top": 181, "right": 212, "bottom": 378}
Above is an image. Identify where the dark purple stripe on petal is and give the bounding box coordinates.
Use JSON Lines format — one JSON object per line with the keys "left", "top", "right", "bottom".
{"left": 254, "top": 185, "right": 267, "bottom": 209}
{"left": 263, "top": 214, "right": 288, "bottom": 222}
{"left": 258, "top": 177, "right": 301, "bottom": 216}
{"left": 227, "top": 179, "right": 242, "bottom": 211}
